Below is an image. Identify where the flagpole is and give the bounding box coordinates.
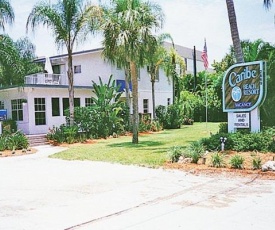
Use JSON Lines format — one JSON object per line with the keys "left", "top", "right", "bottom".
{"left": 201, "top": 39, "right": 208, "bottom": 132}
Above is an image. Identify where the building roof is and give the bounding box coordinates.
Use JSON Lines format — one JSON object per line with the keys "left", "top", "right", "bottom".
{"left": 163, "top": 42, "right": 203, "bottom": 61}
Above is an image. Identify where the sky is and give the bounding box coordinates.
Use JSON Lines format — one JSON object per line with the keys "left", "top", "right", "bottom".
{"left": 5, "top": 0, "right": 275, "bottom": 66}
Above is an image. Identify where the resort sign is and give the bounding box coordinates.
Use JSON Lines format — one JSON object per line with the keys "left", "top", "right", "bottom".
{"left": 223, "top": 61, "right": 266, "bottom": 112}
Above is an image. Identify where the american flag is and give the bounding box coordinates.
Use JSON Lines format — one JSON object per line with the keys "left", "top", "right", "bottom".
{"left": 201, "top": 39, "right": 208, "bottom": 70}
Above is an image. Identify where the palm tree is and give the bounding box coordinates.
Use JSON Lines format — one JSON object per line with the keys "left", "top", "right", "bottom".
{"left": 26, "top": 0, "right": 102, "bottom": 126}
{"left": 146, "top": 34, "right": 171, "bottom": 119}
{"left": 102, "top": 0, "right": 164, "bottom": 144}
{"left": 0, "top": 0, "right": 14, "bottom": 31}
{"left": 225, "top": 0, "right": 244, "bottom": 63}
{"left": 146, "top": 35, "right": 185, "bottom": 118}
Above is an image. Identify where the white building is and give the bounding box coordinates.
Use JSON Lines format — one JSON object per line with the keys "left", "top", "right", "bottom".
{"left": 0, "top": 45, "right": 205, "bottom": 135}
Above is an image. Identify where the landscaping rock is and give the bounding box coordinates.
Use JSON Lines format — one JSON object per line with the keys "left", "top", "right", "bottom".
{"left": 262, "top": 161, "right": 275, "bottom": 172}
{"left": 182, "top": 158, "right": 192, "bottom": 164}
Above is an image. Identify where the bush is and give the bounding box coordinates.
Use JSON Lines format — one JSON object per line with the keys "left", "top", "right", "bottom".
{"left": 2, "top": 119, "right": 17, "bottom": 133}
{"left": 210, "top": 152, "right": 225, "bottom": 168}
{"left": 186, "top": 141, "right": 205, "bottom": 163}
{"left": 252, "top": 156, "right": 262, "bottom": 170}
{"left": 155, "top": 104, "right": 183, "bottom": 129}
{"left": 167, "top": 146, "right": 183, "bottom": 163}
{"left": 218, "top": 122, "right": 228, "bottom": 133}
{"left": 0, "top": 131, "right": 29, "bottom": 150}
{"left": 230, "top": 154, "right": 244, "bottom": 169}
{"left": 201, "top": 128, "right": 275, "bottom": 152}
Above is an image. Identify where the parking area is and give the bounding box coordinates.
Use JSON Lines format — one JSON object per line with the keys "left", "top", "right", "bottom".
{"left": 1, "top": 145, "right": 275, "bottom": 230}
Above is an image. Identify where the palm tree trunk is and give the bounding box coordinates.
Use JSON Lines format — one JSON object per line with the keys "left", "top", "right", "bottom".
{"left": 67, "top": 49, "right": 75, "bottom": 126}
{"left": 124, "top": 69, "right": 131, "bottom": 129}
{"left": 150, "top": 71, "right": 156, "bottom": 119}
{"left": 130, "top": 61, "right": 139, "bottom": 144}
{"left": 226, "top": 0, "right": 244, "bottom": 63}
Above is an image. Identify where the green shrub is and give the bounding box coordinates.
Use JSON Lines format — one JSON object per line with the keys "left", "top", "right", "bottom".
{"left": 252, "top": 156, "right": 262, "bottom": 170}
{"left": 230, "top": 154, "right": 244, "bottom": 169}
{"left": 201, "top": 128, "right": 275, "bottom": 152}
{"left": 186, "top": 141, "right": 205, "bottom": 163}
{"left": 5, "top": 131, "right": 29, "bottom": 150}
{"left": 218, "top": 122, "right": 228, "bottom": 133}
{"left": 167, "top": 146, "right": 183, "bottom": 163}
{"left": 2, "top": 119, "right": 17, "bottom": 133}
{"left": 155, "top": 104, "right": 183, "bottom": 129}
{"left": 63, "top": 125, "right": 78, "bottom": 144}
{"left": 0, "top": 136, "right": 6, "bottom": 151}
{"left": 210, "top": 152, "right": 225, "bottom": 168}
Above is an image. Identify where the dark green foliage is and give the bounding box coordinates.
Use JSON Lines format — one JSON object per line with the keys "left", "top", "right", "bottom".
{"left": 201, "top": 133, "right": 233, "bottom": 151}
{"left": 155, "top": 104, "right": 183, "bottom": 129}
{"left": 50, "top": 76, "right": 126, "bottom": 143}
{"left": 218, "top": 122, "right": 228, "bottom": 133}
{"left": 230, "top": 154, "right": 244, "bottom": 169}
{"left": 202, "top": 128, "right": 275, "bottom": 152}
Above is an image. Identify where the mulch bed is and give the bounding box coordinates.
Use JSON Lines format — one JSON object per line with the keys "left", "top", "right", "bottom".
{"left": 0, "top": 148, "right": 37, "bottom": 157}
{"left": 164, "top": 150, "right": 275, "bottom": 180}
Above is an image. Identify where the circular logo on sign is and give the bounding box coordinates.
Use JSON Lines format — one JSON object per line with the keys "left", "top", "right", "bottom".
{"left": 231, "top": 86, "right": 242, "bottom": 102}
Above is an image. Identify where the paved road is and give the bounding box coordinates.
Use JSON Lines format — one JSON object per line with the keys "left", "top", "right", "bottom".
{"left": 0, "top": 145, "right": 275, "bottom": 230}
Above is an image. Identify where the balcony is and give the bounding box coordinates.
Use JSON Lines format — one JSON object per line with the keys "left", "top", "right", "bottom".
{"left": 25, "top": 73, "right": 64, "bottom": 85}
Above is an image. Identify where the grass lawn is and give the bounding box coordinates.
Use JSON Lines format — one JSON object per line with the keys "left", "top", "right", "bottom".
{"left": 50, "top": 122, "right": 220, "bottom": 167}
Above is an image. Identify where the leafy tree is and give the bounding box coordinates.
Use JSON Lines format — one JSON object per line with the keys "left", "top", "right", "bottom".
{"left": 102, "top": 0, "right": 164, "bottom": 144}
{"left": 0, "top": 36, "right": 41, "bottom": 86}
{"left": 26, "top": 0, "right": 102, "bottom": 126}
{"left": 0, "top": 0, "right": 14, "bottom": 31}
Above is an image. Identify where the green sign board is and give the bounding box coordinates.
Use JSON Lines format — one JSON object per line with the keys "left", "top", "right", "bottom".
{"left": 223, "top": 61, "right": 266, "bottom": 112}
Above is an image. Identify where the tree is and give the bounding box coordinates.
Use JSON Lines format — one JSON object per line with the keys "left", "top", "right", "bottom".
{"left": 0, "top": 36, "right": 41, "bottom": 86}
{"left": 26, "top": 0, "right": 102, "bottom": 126}
{"left": 0, "top": 0, "right": 14, "bottom": 31}
{"left": 146, "top": 33, "right": 173, "bottom": 119}
{"left": 225, "top": 0, "right": 244, "bottom": 63}
{"left": 102, "top": 0, "right": 164, "bottom": 144}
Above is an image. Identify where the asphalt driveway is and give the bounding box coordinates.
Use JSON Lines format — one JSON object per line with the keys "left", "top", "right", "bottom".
{"left": 0, "top": 145, "right": 275, "bottom": 230}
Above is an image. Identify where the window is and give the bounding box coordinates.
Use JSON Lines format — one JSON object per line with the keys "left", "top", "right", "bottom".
{"left": 74, "top": 65, "right": 81, "bottom": 74}
{"left": 11, "top": 99, "right": 23, "bottom": 121}
{"left": 85, "top": 98, "right": 94, "bottom": 107}
{"left": 0, "top": 101, "right": 4, "bottom": 109}
{"left": 34, "top": 98, "right": 46, "bottom": 125}
{"left": 143, "top": 99, "right": 149, "bottom": 113}
{"left": 167, "top": 98, "right": 171, "bottom": 106}
{"left": 62, "top": 98, "right": 80, "bottom": 115}
{"left": 51, "top": 98, "right": 60, "bottom": 116}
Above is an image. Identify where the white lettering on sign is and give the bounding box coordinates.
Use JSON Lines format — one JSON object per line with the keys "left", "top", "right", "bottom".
{"left": 233, "top": 113, "right": 250, "bottom": 128}
{"left": 229, "top": 67, "right": 257, "bottom": 87}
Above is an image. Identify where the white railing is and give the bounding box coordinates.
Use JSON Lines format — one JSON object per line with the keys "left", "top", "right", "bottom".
{"left": 25, "top": 73, "right": 63, "bottom": 85}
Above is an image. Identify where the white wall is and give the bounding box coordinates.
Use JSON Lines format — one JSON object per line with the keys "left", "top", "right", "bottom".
{"left": 0, "top": 86, "right": 94, "bottom": 135}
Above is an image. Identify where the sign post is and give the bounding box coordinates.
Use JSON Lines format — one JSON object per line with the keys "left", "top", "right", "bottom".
{"left": 222, "top": 61, "right": 266, "bottom": 133}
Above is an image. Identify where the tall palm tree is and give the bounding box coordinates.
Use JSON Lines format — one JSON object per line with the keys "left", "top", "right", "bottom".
{"left": 102, "top": 0, "right": 164, "bottom": 144}
{"left": 26, "top": 0, "right": 102, "bottom": 126}
{"left": 146, "top": 35, "right": 185, "bottom": 118}
{"left": 0, "top": 0, "right": 14, "bottom": 31}
{"left": 225, "top": 0, "right": 244, "bottom": 63}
